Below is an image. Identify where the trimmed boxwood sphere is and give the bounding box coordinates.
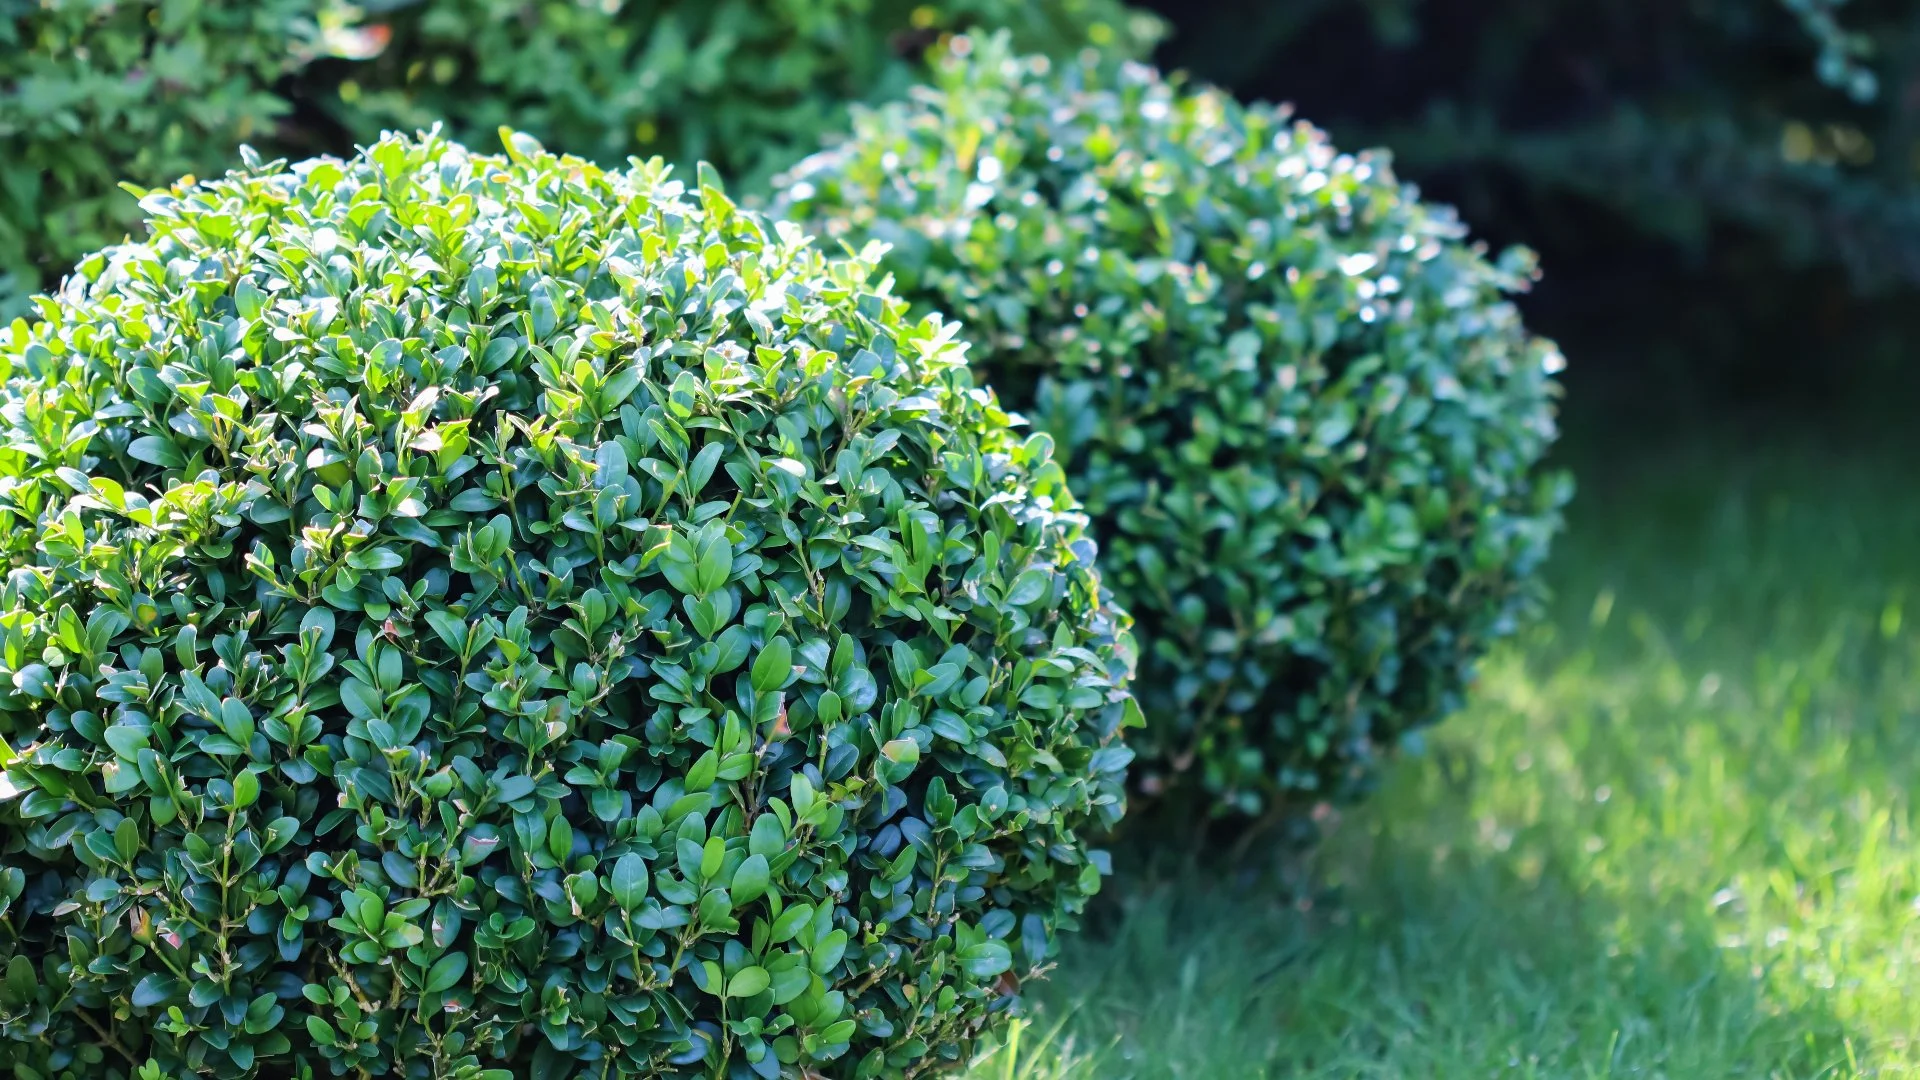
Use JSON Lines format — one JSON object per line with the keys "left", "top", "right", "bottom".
{"left": 774, "top": 36, "right": 1568, "bottom": 820}
{"left": 0, "top": 131, "right": 1137, "bottom": 1078}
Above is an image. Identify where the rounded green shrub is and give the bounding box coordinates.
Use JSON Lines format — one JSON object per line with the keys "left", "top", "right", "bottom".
{"left": 0, "top": 130, "right": 1136, "bottom": 1078}
{"left": 774, "top": 36, "right": 1569, "bottom": 820}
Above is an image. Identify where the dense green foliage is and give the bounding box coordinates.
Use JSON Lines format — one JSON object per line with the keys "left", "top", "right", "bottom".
{"left": 0, "top": 0, "right": 1155, "bottom": 319}
{"left": 0, "top": 131, "right": 1137, "bottom": 1078}
{"left": 775, "top": 37, "right": 1566, "bottom": 818}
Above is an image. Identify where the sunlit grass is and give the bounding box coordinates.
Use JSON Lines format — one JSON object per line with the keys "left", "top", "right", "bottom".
{"left": 974, "top": 437, "right": 1920, "bottom": 1078}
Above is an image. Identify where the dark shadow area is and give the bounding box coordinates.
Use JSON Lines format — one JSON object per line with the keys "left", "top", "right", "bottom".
{"left": 1132, "top": 0, "right": 1920, "bottom": 438}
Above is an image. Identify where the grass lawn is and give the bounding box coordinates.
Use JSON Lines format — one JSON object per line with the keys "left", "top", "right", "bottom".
{"left": 974, "top": 435, "right": 1920, "bottom": 1078}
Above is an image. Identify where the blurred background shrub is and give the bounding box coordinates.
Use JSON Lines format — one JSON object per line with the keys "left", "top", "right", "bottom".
{"left": 0, "top": 0, "right": 1157, "bottom": 317}
{"left": 0, "top": 0, "right": 346, "bottom": 317}
{"left": 1130, "top": 0, "right": 1920, "bottom": 414}
{"left": 318, "top": 0, "right": 1158, "bottom": 186}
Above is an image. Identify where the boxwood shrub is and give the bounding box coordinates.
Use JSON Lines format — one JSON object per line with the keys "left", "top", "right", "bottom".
{"left": 774, "top": 36, "right": 1569, "bottom": 821}
{"left": 0, "top": 130, "right": 1137, "bottom": 1078}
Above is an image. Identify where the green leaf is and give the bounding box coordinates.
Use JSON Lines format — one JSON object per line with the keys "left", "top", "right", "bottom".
{"left": 448, "top": 488, "right": 499, "bottom": 512}
{"left": 547, "top": 816, "right": 574, "bottom": 864}
{"left": 695, "top": 531, "right": 732, "bottom": 596}
{"left": 346, "top": 546, "right": 405, "bottom": 571}
{"left": 305, "top": 1014, "right": 337, "bottom": 1046}
{"left": 127, "top": 435, "right": 185, "bottom": 469}
{"left": 423, "top": 610, "right": 469, "bottom": 653}
{"left": 820, "top": 1019, "right": 857, "bottom": 1046}
{"left": 810, "top": 930, "right": 848, "bottom": 975}
{"left": 3, "top": 956, "right": 36, "bottom": 1007}
{"left": 750, "top": 636, "right": 792, "bottom": 694}
{"left": 958, "top": 940, "right": 1013, "bottom": 978}
{"left": 300, "top": 607, "right": 336, "bottom": 649}
{"left": 687, "top": 440, "right": 725, "bottom": 495}
{"left": 263, "top": 816, "right": 301, "bottom": 853}
{"left": 232, "top": 770, "right": 260, "bottom": 809}
{"left": 770, "top": 902, "right": 813, "bottom": 944}
{"left": 423, "top": 952, "right": 468, "bottom": 993}
{"left": 103, "top": 725, "right": 149, "bottom": 759}
{"left": 130, "top": 973, "right": 180, "bottom": 1008}
{"left": 879, "top": 738, "right": 921, "bottom": 785}
{"left": 601, "top": 366, "right": 643, "bottom": 412}
{"left": 110, "top": 819, "right": 138, "bottom": 863}
{"left": 725, "top": 965, "right": 769, "bottom": 999}
{"left": 1005, "top": 569, "right": 1049, "bottom": 606}
{"left": 234, "top": 276, "right": 267, "bottom": 319}
{"left": 339, "top": 679, "right": 381, "bottom": 720}
{"left": 609, "top": 853, "right": 650, "bottom": 910}
{"left": 697, "top": 889, "right": 735, "bottom": 930}
{"left": 770, "top": 962, "right": 812, "bottom": 1005}
{"left": 748, "top": 811, "right": 785, "bottom": 859}
{"left": 219, "top": 698, "right": 256, "bottom": 745}
{"left": 730, "top": 854, "right": 770, "bottom": 906}
{"left": 686, "top": 750, "right": 718, "bottom": 793}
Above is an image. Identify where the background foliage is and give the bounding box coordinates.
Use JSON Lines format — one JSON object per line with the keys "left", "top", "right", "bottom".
{"left": 0, "top": 0, "right": 1158, "bottom": 319}
{"left": 0, "top": 131, "right": 1136, "bottom": 1078}
{"left": 0, "top": 0, "right": 338, "bottom": 319}
{"left": 1131, "top": 0, "right": 1920, "bottom": 406}
{"left": 320, "top": 0, "right": 1158, "bottom": 190}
